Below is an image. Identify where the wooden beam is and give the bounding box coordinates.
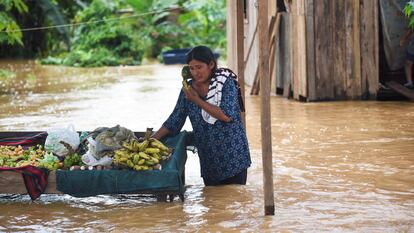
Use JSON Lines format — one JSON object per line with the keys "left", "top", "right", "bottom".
{"left": 283, "top": 75, "right": 291, "bottom": 98}
{"left": 236, "top": 0, "right": 246, "bottom": 127}
{"left": 258, "top": 0, "right": 274, "bottom": 216}
{"left": 250, "top": 12, "right": 280, "bottom": 96}
{"left": 345, "top": 0, "right": 362, "bottom": 98}
{"left": 251, "top": 13, "right": 276, "bottom": 96}
{"left": 250, "top": 68, "right": 260, "bottom": 95}
{"left": 244, "top": 21, "right": 258, "bottom": 68}
{"left": 352, "top": 0, "right": 362, "bottom": 98}
{"left": 270, "top": 13, "right": 281, "bottom": 94}
{"left": 332, "top": 0, "right": 347, "bottom": 99}
{"left": 374, "top": 0, "right": 379, "bottom": 95}
{"left": 297, "top": 0, "right": 308, "bottom": 99}
{"left": 315, "top": 0, "right": 334, "bottom": 100}
{"left": 281, "top": 13, "right": 292, "bottom": 99}
{"left": 306, "top": 0, "right": 316, "bottom": 101}
{"left": 360, "top": 0, "right": 379, "bottom": 98}
{"left": 226, "top": 0, "right": 237, "bottom": 71}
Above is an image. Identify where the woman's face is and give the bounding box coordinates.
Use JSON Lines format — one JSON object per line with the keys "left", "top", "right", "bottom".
{"left": 188, "top": 59, "right": 214, "bottom": 84}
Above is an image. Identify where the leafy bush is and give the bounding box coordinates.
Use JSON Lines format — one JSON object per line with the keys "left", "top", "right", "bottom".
{"left": 0, "top": 0, "right": 28, "bottom": 46}
{"left": 128, "top": 0, "right": 227, "bottom": 60}
{"left": 42, "top": 0, "right": 144, "bottom": 67}
{"left": 177, "top": 0, "right": 227, "bottom": 54}
{"left": 404, "top": 1, "right": 414, "bottom": 29}
{"left": 39, "top": 0, "right": 227, "bottom": 66}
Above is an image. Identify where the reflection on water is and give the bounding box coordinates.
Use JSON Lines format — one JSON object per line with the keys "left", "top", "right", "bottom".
{"left": 0, "top": 61, "right": 413, "bottom": 232}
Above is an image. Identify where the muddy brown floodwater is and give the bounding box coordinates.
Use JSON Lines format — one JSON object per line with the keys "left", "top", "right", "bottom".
{"left": 0, "top": 60, "right": 413, "bottom": 232}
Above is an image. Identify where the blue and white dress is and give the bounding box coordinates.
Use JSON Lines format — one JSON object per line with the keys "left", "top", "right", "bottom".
{"left": 162, "top": 68, "right": 251, "bottom": 181}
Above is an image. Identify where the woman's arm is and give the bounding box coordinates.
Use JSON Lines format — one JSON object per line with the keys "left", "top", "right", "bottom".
{"left": 184, "top": 87, "right": 231, "bottom": 122}
{"left": 153, "top": 90, "right": 188, "bottom": 140}
{"left": 151, "top": 126, "right": 171, "bottom": 140}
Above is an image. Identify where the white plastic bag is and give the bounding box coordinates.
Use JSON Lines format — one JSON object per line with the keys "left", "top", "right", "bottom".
{"left": 44, "top": 124, "right": 80, "bottom": 157}
{"left": 82, "top": 153, "right": 112, "bottom": 166}
{"left": 81, "top": 137, "right": 112, "bottom": 166}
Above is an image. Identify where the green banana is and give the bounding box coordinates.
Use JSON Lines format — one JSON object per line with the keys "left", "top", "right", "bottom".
{"left": 149, "top": 138, "right": 169, "bottom": 152}
{"left": 144, "top": 148, "right": 160, "bottom": 154}
{"left": 152, "top": 153, "right": 160, "bottom": 160}
{"left": 138, "top": 140, "right": 149, "bottom": 152}
{"left": 122, "top": 141, "right": 134, "bottom": 151}
{"left": 138, "top": 152, "right": 150, "bottom": 160}
{"left": 181, "top": 65, "right": 192, "bottom": 90}
{"left": 127, "top": 160, "right": 134, "bottom": 168}
{"left": 138, "top": 159, "right": 145, "bottom": 165}
{"left": 133, "top": 154, "right": 140, "bottom": 164}
{"left": 145, "top": 160, "right": 155, "bottom": 166}
{"left": 151, "top": 157, "right": 159, "bottom": 164}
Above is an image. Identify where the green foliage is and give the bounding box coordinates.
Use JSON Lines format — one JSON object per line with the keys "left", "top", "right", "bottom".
{"left": 36, "top": 0, "right": 71, "bottom": 48}
{"left": 404, "top": 1, "right": 414, "bottom": 29}
{"left": 2, "top": 0, "right": 28, "bottom": 12}
{"left": 177, "top": 0, "right": 227, "bottom": 53}
{"left": 126, "top": 0, "right": 180, "bottom": 58}
{"left": 42, "top": 0, "right": 144, "bottom": 67}
{"left": 127, "top": 0, "right": 227, "bottom": 59}
{"left": 1, "top": 0, "right": 69, "bottom": 48}
{"left": 1, "top": 0, "right": 72, "bottom": 58}
{"left": 3, "top": 0, "right": 227, "bottom": 65}
{"left": 0, "top": 0, "right": 28, "bottom": 46}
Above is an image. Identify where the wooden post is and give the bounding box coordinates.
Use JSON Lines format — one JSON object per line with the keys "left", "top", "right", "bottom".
{"left": 352, "top": 0, "right": 362, "bottom": 98}
{"left": 270, "top": 13, "right": 281, "bottom": 94}
{"left": 258, "top": 0, "right": 275, "bottom": 215}
{"left": 306, "top": 0, "right": 316, "bottom": 101}
{"left": 236, "top": 0, "right": 246, "bottom": 127}
{"left": 227, "top": 0, "right": 237, "bottom": 72}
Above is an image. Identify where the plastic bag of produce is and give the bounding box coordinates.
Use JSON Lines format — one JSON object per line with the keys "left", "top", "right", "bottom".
{"left": 81, "top": 137, "right": 112, "bottom": 166}
{"left": 82, "top": 153, "right": 112, "bottom": 166}
{"left": 45, "top": 124, "right": 80, "bottom": 157}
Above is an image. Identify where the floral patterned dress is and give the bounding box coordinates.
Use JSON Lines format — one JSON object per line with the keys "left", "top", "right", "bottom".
{"left": 162, "top": 69, "right": 251, "bottom": 181}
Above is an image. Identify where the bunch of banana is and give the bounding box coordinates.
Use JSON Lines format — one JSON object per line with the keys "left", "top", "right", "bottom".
{"left": 0, "top": 145, "right": 45, "bottom": 168}
{"left": 112, "top": 128, "right": 172, "bottom": 171}
{"left": 181, "top": 65, "right": 192, "bottom": 90}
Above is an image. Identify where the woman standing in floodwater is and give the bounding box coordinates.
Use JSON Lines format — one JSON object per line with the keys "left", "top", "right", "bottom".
{"left": 152, "top": 45, "right": 251, "bottom": 186}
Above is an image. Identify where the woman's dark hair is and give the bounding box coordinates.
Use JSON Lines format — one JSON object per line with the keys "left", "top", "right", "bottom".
{"left": 186, "top": 45, "right": 217, "bottom": 70}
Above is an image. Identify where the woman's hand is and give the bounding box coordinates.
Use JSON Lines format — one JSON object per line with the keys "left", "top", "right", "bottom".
{"left": 183, "top": 86, "right": 201, "bottom": 104}
{"left": 183, "top": 86, "right": 231, "bottom": 123}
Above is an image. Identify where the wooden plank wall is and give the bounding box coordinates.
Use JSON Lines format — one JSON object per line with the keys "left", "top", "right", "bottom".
{"left": 291, "top": 0, "right": 307, "bottom": 100}
{"left": 305, "top": 0, "right": 378, "bottom": 101}
{"left": 305, "top": 0, "right": 316, "bottom": 101}
{"left": 360, "top": 0, "right": 379, "bottom": 98}
{"left": 313, "top": 0, "right": 335, "bottom": 100}
{"left": 276, "top": 13, "right": 292, "bottom": 96}
{"left": 226, "top": 1, "right": 238, "bottom": 72}
{"left": 244, "top": 0, "right": 260, "bottom": 86}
